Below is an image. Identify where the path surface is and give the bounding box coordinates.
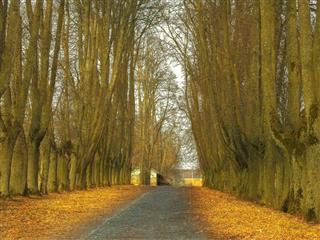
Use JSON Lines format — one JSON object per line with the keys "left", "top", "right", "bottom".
{"left": 82, "top": 186, "right": 205, "bottom": 240}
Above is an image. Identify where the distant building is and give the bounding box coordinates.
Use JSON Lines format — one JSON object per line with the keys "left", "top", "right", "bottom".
{"left": 131, "top": 168, "right": 158, "bottom": 186}
{"left": 170, "top": 168, "right": 203, "bottom": 186}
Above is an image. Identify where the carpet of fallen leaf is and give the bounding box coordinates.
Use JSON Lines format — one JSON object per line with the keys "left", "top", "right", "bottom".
{"left": 191, "top": 187, "right": 320, "bottom": 240}
{"left": 0, "top": 185, "right": 149, "bottom": 239}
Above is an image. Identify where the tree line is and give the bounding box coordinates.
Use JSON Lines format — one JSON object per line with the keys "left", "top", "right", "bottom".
{"left": 0, "top": 0, "right": 179, "bottom": 197}
{"left": 170, "top": 0, "right": 320, "bottom": 220}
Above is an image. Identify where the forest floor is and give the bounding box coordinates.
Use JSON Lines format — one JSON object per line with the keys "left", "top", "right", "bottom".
{"left": 191, "top": 187, "right": 320, "bottom": 240}
{"left": 0, "top": 185, "right": 149, "bottom": 239}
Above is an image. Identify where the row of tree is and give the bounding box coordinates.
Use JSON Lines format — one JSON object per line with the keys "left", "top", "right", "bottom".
{"left": 0, "top": 0, "right": 179, "bottom": 197}
{"left": 133, "top": 36, "right": 180, "bottom": 184}
{"left": 172, "top": 0, "right": 320, "bottom": 220}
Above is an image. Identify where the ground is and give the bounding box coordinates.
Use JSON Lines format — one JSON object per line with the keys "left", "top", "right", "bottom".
{"left": 1, "top": 186, "right": 320, "bottom": 239}
{"left": 0, "top": 186, "right": 148, "bottom": 239}
{"left": 191, "top": 187, "right": 320, "bottom": 239}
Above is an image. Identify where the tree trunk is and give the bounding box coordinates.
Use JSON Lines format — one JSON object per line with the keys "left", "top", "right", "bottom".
{"left": 57, "top": 155, "right": 68, "bottom": 192}
{"left": 140, "top": 165, "right": 150, "bottom": 185}
{"left": 10, "top": 132, "right": 28, "bottom": 195}
{"left": 0, "top": 138, "right": 15, "bottom": 196}
{"left": 27, "top": 139, "right": 41, "bottom": 194}
{"left": 69, "top": 155, "right": 77, "bottom": 191}
{"left": 40, "top": 137, "right": 51, "bottom": 194}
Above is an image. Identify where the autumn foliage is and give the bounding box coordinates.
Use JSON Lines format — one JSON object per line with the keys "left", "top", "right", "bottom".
{"left": 0, "top": 186, "right": 148, "bottom": 239}
{"left": 191, "top": 187, "right": 320, "bottom": 240}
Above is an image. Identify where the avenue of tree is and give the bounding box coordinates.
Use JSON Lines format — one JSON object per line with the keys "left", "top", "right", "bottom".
{"left": 168, "top": 0, "right": 320, "bottom": 221}
{"left": 0, "top": 0, "right": 179, "bottom": 196}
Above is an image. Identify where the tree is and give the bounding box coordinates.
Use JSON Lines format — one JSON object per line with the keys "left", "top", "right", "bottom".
{"left": 173, "top": 0, "right": 320, "bottom": 220}
{"left": 0, "top": 0, "right": 181, "bottom": 196}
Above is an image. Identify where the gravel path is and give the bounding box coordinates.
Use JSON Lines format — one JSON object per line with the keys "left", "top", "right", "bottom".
{"left": 82, "top": 186, "right": 205, "bottom": 240}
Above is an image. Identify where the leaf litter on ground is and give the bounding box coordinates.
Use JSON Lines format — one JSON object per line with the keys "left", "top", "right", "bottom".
{"left": 0, "top": 185, "right": 149, "bottom": 239}
{"left": 190, "top": 187, "right": 320, "bottom": 240}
